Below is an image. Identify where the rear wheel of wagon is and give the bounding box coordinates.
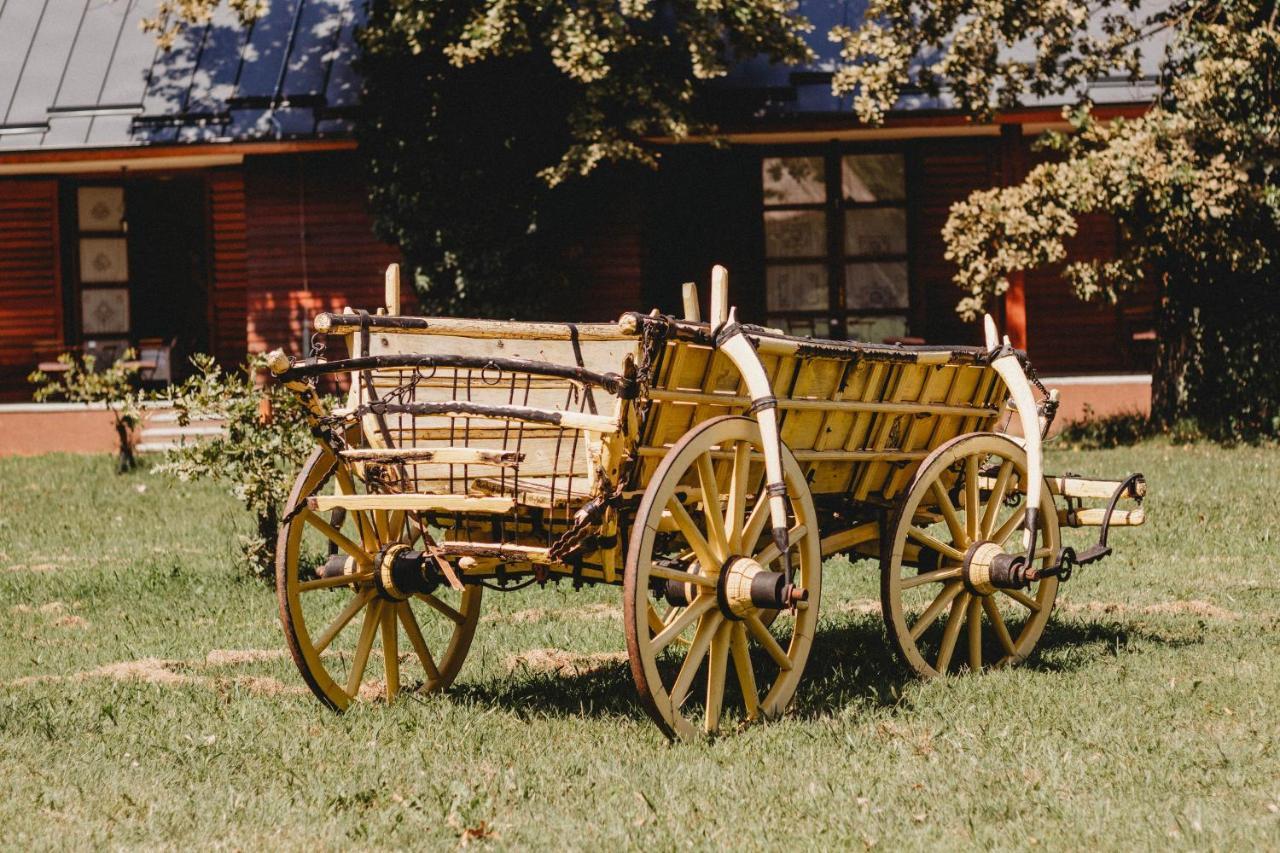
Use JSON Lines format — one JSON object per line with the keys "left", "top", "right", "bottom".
{"left": 277, "top": 443, "right": 482, "bottom": 710}
{"left": 882, "top": 432, "right": 1059, "bottom": 678}
{"left": 624, "top": 416, "right": 821, "bottom": 740}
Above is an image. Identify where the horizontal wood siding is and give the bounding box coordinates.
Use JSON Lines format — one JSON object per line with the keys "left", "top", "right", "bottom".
{"left": 244, "top": 152, "right": 401, "bottom": 355}
{"left": 1023, "top": 212, "right": 1127, "bottom": 373}
{"left": 912, "top": 139, "right": 996, "bottom": 348}
{"left": 0, "top": 180, "right": 61, "bottom": 399}
{"left": 1020, "top": 135, "right": 1137, "bottom": 374}
{"left": 209, "top": 170, "right": 248, "bottom": 365}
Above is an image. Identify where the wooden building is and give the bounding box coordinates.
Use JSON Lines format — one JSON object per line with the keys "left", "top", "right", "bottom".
{"left": 0, "top": 0, "right": 1156, "bottom": 401}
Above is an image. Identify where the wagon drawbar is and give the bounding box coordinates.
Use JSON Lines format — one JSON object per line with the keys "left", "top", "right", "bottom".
{"left": 266, "top": 263, "right": 1147, "bottom": 739}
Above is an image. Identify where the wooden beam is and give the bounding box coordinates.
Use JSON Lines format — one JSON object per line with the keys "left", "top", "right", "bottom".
{"left": 646, "top": 387, "right": 998, "bottom": 418}
{"left": 338, "top": 447, "right": 524, "bottom": 466}
{"left": 308, "top": 494, "right": 515, "bottom": 513}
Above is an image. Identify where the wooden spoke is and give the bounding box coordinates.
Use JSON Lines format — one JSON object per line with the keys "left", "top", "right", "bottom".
{"left": 983, "top": 595, "right": 1016, "bottom": 656}
{"left": 964, "top": 454, "right": 981, "bottom": 541}
{"left": 935, "top": 592, "right": 970, "bottom": 673}
{"left": 313, "top": 588, "right": 374, "bottom": 653}
{"left": 653, "top": 597, "right": 715, "bottom": 652}
{"left": 298, "top": 571, "right": 374, "bottom": 593}
{"left": 905, "top": 526, "right": 967, "bottom": 563}
{"left": 980, "top": 460, "right": 1014, "bottom": 539}
{"left": 730, "top": 623, "right": 759, "bottom": 721}
{"left": 744, "top": 613, "right": 793, "bottom": 671}
{"left": 752, "top": 523, "right": 808, "bottom": 567}
{"left": 666, "top": 498, "right": 720, "bottom": 573}
{"left": 991, "top": 506, "right": 1027, "bottom": 548}
{"left": 741, "top": 491, "right": 771, "bottom": 554}
{"left": 346, "top": 600, "right": 382, "bottom": 696}
{"left": 724, "top": 441, "right": 752, "bottom": 553}
{"left": 1000, "top": 587, "right": 1042, "bottom": 612}
{"left": 280, "top": 444, "right": 481, "bottom": 712}
{"left": 648, "top": 563, "right": 717, "bottom": 589}
{"left": 624, "top": 415, "right": 819, "bottom": 740}
{"left": 966, "top": 595, "right": 983, "bottom": 671}
{"left": 399, "top": 604, "right": 441, "bottom": 682}
{"left": 649, "top": 604, "right": 671, "bottom": 635}
{"left": 901, "top": 566, "right": 963, "bottom": 590}
{"left": 388, "top": 510, "right": 407, "bottom": 541}
{"left": 415, "top": 593, "right": 466, "bottom": 624}
{"left": 909, "top": 582, "right": 963, "bottom": 642}
{"left": 883, "top": 434, "right": 1059, "bottom": 681}
{"left": 705, "top": 621, "right": 731, "bottom": 733}
{"left": 300, "top": 509, "right": 372, "bottom": 567}
{"left": 670, "top": 613, "right": 721, "bottom": 709}
{"left": 373, "top": 509, "right": 392, "bottom": 543}
{"left": 695, "top": 453, "right": 729, "bottom": 562}
{"left": 930, "top": 481, "right": 967, "bottom": 547}
{"left": 382, "top": 603, "right": 400, "bottom": 699}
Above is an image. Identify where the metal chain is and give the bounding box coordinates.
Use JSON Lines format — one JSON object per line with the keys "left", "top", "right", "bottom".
{"left": 547, "top": 317, "right": 667, "bottom": 563}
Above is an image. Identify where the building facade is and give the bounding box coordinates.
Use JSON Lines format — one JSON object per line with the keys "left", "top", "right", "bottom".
{"left": 0, "top": 0, "right": 1157, "bottom": 400}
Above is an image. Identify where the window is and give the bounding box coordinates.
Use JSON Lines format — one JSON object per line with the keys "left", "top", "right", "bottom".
{"left": 761, "top": 152, "right": 910, "bottom": 340}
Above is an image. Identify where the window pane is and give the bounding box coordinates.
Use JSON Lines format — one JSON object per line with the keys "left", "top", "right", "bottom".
{"left": 79, "top": 237, "right": 129, "bottom": 282}
{"left": 762, "top": 157, "right": 825, "bottom": 204}
{"left": 846, "top": 314, "right": 908, "bottom": 343}
{"left": 842, "top": 154, "right": 905, "bottom": 202}
{"left": 844, "top": 208, "right": 907, "bottom": 256}
{"left": 766, "top": 264, "right": 828, "bottom": 312}
{"left": 845, "top": 262, "right": 908, "bottom": 310}
{"left": 764, "top": 210, "right": 826, "bottom": 258}
{"left": 766, "top": 315, "right": 824, "bottom": 337}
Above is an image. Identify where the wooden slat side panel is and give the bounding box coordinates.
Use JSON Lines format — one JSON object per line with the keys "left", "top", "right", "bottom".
{"left": 0, "top": 180, "right": 61, "bottom": 400}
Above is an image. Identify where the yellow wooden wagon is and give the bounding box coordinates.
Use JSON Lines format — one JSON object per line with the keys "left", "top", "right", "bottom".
{"left": 267, "top": 264, "right": 1146, "bottom": 740}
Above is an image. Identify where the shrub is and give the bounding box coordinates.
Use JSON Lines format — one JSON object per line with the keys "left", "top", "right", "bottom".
{"left": 28, "top": 351, "right": 145, "bottom": 472}
{"left": 153, "top": 354, "right": 316, "bottom": 582}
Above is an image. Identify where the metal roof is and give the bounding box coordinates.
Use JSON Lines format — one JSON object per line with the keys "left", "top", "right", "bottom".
{"left": 0, "top": 0, "right": 364, "bottom": 152}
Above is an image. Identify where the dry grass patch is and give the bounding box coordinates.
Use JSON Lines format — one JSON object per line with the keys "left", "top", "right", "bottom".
{"left": 504, "top": 648, "right": 627, "bottom": 677}
{"left": 1058, "top": 599, "right": 1241, "bottom": 621}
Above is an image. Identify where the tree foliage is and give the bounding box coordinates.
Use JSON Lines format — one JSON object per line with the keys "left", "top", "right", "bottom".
{"left": 938, "top": 6, "right": 1280, "bottom": 437}
{"left": 354, "top": 0, "right": 812, "bottom": 316}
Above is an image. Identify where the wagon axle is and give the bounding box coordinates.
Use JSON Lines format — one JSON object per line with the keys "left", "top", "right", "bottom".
{"left": 373, "top": 544, "right": 443, "bottom": 600}
{"left": 656, "top": 557, "right": 807, "bottom": 616}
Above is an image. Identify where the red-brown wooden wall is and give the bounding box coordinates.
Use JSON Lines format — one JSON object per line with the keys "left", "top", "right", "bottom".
{"left": 0, "top": 180, "right": 62, "bottom": 400}
{"left": 209, "top": 169, "right": 249, "bottom": 365}
{"left": 241, "top": 152, "right": 402, "bottom": 356}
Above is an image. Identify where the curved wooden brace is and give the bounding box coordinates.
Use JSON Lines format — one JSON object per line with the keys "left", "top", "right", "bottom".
{"left": 983, "top": 314, "right": 1043, "bottom": 552}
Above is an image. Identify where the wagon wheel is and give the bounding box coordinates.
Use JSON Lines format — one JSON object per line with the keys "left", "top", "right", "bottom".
{"left": 277, "top": 443, "right": 482, "bottom": 710}
{"left": 882, "top": 432, "right": 1059, "bottom": 677}
{"left": 624, "top": 416, "right": 821, "bottom": 740}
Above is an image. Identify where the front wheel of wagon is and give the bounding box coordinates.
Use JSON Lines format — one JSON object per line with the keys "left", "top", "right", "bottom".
{"left": 624, "top": 416, "right": 821, "bottom": 740}
{"left": 882, "top": 432, "right": 1059, "bottom": 678}
{"left": 277, "top": 443, "right": 482, "bottom": 710}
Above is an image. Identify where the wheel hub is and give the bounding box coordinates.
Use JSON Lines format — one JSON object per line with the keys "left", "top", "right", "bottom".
{"left": 961, "top": 541, "right": 1004, "bottom": 596}
{"left": 373, "top": 544, "right": 441, "bottom": 600}
{"left": 716, "top": 556, "right": 806, "bottom": 620}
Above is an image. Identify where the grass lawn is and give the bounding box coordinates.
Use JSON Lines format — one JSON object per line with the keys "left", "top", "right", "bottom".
{"left": 1, "top": 442, "right": 1278, "bottom": 849}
